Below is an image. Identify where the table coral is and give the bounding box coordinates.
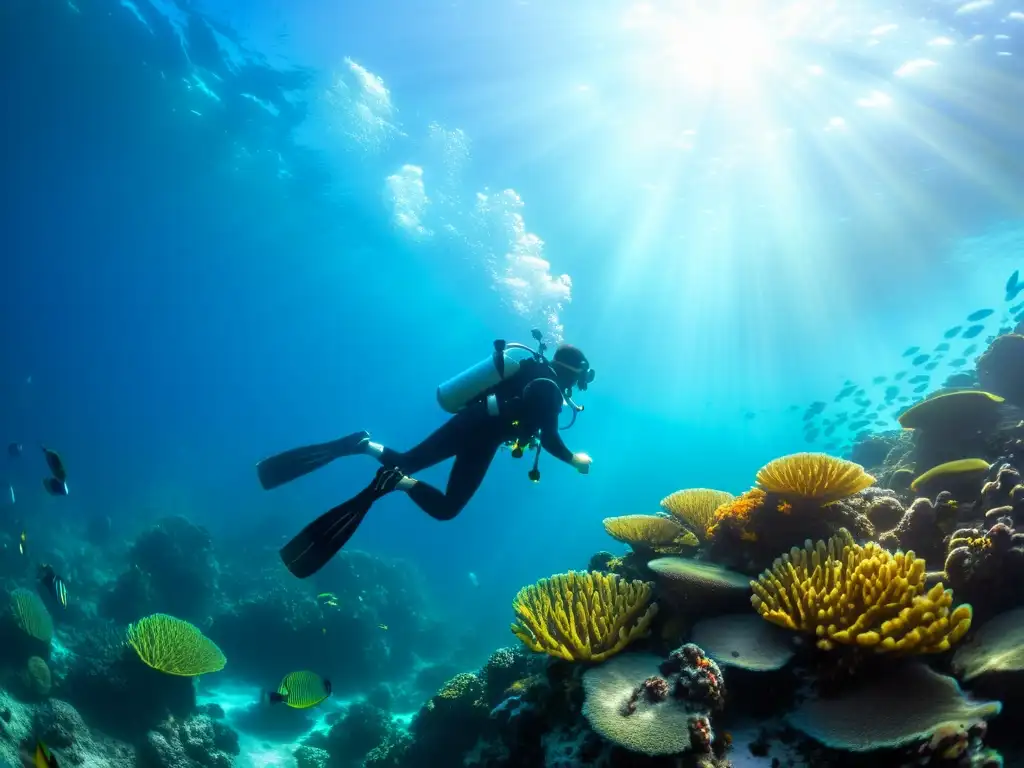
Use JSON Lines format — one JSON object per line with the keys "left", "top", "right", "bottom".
{"left": 751, "top": 528, "right": 972, "bottom": 653}
{"left": 511, "top": 571, "right": 657, "bottom": 662}
{"left": 755, "top": 452, "right": 875, "bottom": 503}
{"left": 602, "top": 514, "right": 698, "bottom": 555}
{"left": 660, "top": 489, "right": 734, "bottom": 542}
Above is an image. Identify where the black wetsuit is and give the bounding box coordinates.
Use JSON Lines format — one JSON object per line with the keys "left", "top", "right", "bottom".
{"left": 377, "top": 358, "right": 575, "bottom": 520}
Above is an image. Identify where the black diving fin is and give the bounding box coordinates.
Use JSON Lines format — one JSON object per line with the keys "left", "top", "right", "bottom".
{"left": 256, "top": 431, "right": 369, "bottom": 490}
{"left": 279, "top": 467, "right": 404, "bottom": 578}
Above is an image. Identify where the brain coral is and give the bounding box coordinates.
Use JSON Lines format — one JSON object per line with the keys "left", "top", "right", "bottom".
{"left": 751, "top": 529, "right": 972, "bottom": 653}
{"left": 787, "top": 663, "right": 1000, "bottom": 751}
{"left": 756, "top": 453, "right": 875, "bottom": 503}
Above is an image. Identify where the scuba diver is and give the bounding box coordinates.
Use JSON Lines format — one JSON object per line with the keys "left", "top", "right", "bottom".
{"left": 258, "top": 331, "right": 595, "bottom": 578}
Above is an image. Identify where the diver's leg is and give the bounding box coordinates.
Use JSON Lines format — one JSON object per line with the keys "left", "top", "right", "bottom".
{"left": 403, "top": 441, "right": 501, "bottom": 521}
{"left": 364, "top": 409, "right": 486, "bottom": 474}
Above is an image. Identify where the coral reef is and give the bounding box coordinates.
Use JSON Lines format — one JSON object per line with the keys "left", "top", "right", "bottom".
{"left": 898, "top": 390, "right": 1006, "bottom": 468}
{"left": 645, "top": 558, "right": 750, "bottom": 615}
{"left": 977, "top": 334, "right": 1024, "bottom": 406}
{"left": 953, "top": 606, "right": 1024, "bottom": 681}
{"left": 945, "top": 520, "right": 1024, "bottom": 622}
{"left": 755, "top": 452, "right": 876, "bottom": 502}
{"left": 752, "top": 528, "right": 972, "bottom": 653}
{"left": 139, "top": 713, "right": 239, "bottom": 768}
{"left": 601, "top": 515, "right": 698, "bottom": 555}
{"left": 510, "top": 571, "right": 657, "bottom": 662}
{"left": 689, "top": 614, "right": 794, "bottom": 672}
{"left": 659, "top": 489, "right": 734, "bottom": 543}
{"left": 911, "top": 458, "right": 991, "bottom": 499}
{"left": 876, "top": 493, "right": 958, "bottom": 569}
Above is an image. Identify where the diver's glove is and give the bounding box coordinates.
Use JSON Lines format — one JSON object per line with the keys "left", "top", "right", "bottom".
{"left": 571, "top": 452, "right": 592, "bottom": 474}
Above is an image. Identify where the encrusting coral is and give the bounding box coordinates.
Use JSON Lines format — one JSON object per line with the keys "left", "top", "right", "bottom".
{"left": 660, "top": 489, "right": 734, "bottom": 542}
{"left": 601, "top": 515, "right": 698, "bottom": 555}
{"left": 751, "top": 528, "right": 972, "bottom": 653}
{"left": 510, "top": 571, "right": 657, "bottom": 662}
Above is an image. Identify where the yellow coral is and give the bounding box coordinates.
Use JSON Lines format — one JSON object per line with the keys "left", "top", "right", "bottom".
{"left": 126, "top": 613, "right": 227, "bottom": 676}
{"left": 751, "top": 529, "right": 972, "bottom": 653}
{"left": 659, "top": 489, "right": 734, "bottom": 540}
{"left": 602, "top": 514, "right": 697, "bottom": 553}
{"left": 510, "top": 571, "right": 657, "bottom": 662}
{"left": 756, "top": 452, "right": 875, "bottom": 503}
{"left": 706, "top": 488, "right": 766, "bottom": 539}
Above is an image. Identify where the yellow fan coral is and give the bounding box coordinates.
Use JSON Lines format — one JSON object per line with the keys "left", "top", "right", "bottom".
{"left": 756, "top": 453, "right": 875, "bottom": 503}
{"left": 127, "top": 613, "right": 226, "bottom": 676}
{"left": 602, "top": 515, "right": 698, "bottom": 552}
{"left": 510, "top": 571, "right": 657, "bottom": 662}
{"left": 660, "top": 488, "right": 734, "bottom": 540}
{"left": 751, "top": 529, "right": 972, "bottom": 653}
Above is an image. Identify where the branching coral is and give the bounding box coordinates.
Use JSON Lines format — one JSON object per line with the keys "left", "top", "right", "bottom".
{"left": 510, "top": 571, "right": 657, "bottom": 662}
{"left": 755, "top": 453, "right": 875, "bottom": 503}
{"left": 751, "top": 529, "right": 972, "bottom": 653}
{"left": 601, "top": 515, "right": 698, "bottom": 555}
{"left": 660, "top": 489, "right": 734, "bottom": 541}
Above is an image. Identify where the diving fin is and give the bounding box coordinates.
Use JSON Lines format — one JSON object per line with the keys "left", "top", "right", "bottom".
{"left": 279, "top": 467, "right": 405, "bottom": 579}
{"left": 256, "top": 431, "right": 369, "bottom": 490}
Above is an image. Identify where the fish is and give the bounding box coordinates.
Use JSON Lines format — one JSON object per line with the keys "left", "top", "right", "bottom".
{"left": 962, "top": 325, "right": 985, "bottom": 339}
{"left": 1006, "top": 270, "right": 1022, "bottom": 301}
{"left": 949, "top": 358, "right": 967, "bottom": 367}
{"left": 871, "top": 375, "right": 887, "bottom": 385}
{"left": 884, "top": 386, "right": 899, "bottom": 401}
{"left": 924, "top": 362, "right": 938, "bottom": 371}
{"left": 967, "top": 308, "right": 994, "bottom": 322}
{"left": 19, "top": 530, "right": 26, "bottom": 556}
{"left": 894, "top": 371, "right": 908, "bottom": 381}
{"left": 265, "top": 671, "right": 332, "bottom": 709}
{"left": 34, "top": 741, "right": 58, "bottom": 768}
{"left": 41, "top": 448, "right": 66, "bottom": 483}
{"left": 913, "top": 383, "right": 929, "bottom": 393}
{"left": 38, "top": 565, "right": 68, "bottom": 609}
{"left": 943, "top": 326, "right": 962, "bottom": 339}
{"left": 848, "top": 419, "right": 870, "bottom": 430}
{"left": 7, "top": 442, "right": 22, "bottom": 458}
{"left": 8, "top": 485, "right": 13, "bottom": 505}
{"left": 378, "top": 624, "right": 388, "bottom": 631}
{"left": 42, "top": 478, "right": 68, "bottom": 497}
{"left": 912, "top": 354, "right": 930, "bottom": 366}
{"left": 902, "top": 346, "right": 920, "bottom": 357}
{"left": 963, "top": 343, "right": 979, "bottom": 356}
{"left": 934, "top": 342, "right": 950, "bottom": 352}
{"left": 1011, "top": 301, "right": 1024, "bottom": 314}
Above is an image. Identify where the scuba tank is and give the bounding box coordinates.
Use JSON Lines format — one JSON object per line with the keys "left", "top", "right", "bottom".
{"left": 437, "top": 338, "right": 538, "bottom": 414}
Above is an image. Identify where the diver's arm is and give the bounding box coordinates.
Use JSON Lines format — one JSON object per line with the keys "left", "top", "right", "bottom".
{"left": 523, "top": 378, "right": 577, "bottom": 465}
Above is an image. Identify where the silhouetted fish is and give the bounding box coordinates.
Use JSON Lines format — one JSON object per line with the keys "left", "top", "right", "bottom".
{"left": 967, "top": 308, "right": 994, "bottom": 322}
{"left": 910, "top": 374, "right": 929, "bottom": 383}
{"left": 943, "top": 326, "right": 962, "bottom": 339}
{"left": 894, "top": 371, "right": 908, "bottom": 381}
{"left": 884, "top": 386, "right": 899, "bottom": 401}
{"left": 934, "top": 342, "right": 950, "bottom": 352}
{"left": 1012, "top": 301, "right": 1024, "bottom": 314}
{"left": 913, "top": 383, "right": 929, "bottom": 393}
{"left": 41, "top": 447, "right": 66, "bottom": 483}
{"left": 872, "top": 375, "right": 887, "bottom": 385}
{"left": 963, "top": 343, "right": 979, "bottom": 355}
{"left": 962, "top": 325, "right": 985, "bottom": 339}
{"left": 902, "top": 346, "right": 920, "bottom": 357}
{"left": 912, "top": 354, "right": 930, "bottom": 366}
{"left": 824, "top": 424, "right": 836, "bottom": 436}
{"left": 849, "top": 419, "right": 870, "bottom": 430}
{"left": 949, "top": 358, "right": 967, "bottom": 367}
{"left": 924, "top": 362, "right": 938, "bottom": 371}
{"left": 1006, "top": 270, "right": 1022, "bottom": 302}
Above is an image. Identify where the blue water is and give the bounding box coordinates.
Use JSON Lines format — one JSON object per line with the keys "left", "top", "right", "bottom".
{"left": 3, "top": 0, "right": 1024, "bottom": 663}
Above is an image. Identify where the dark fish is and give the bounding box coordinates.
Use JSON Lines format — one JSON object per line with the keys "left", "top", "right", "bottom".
{"left": 871, "top": 375, "right": 887, "bottom": 385}
{"left": 884, "top": 386, "right": 899, "bottom": 401}
{"left": 849, "top": 419, "right": 870, "bottom": 430}
{"left": 894, "top": 371, "right": 908, "bottom": 381}
{"left": 997, "top": 326, "right": 1012, "bottom": 336}
{"left": 924, "top": 362, "right": 938, "bottom": 371}
{"left": 7, "top": 442, "right": 22, "bottom": 458}
{"left": 949, "top": 358, "right": 967, "bottom": 367}
{"left": 912, "top": 354, "right": 930, "bottom": 366}
{"left": 902, "top": 346, "right": 920, "bottom": 357}
{"left": 943, "top": 326, "right": 962, "bottom": 339}
{"left": 962, "top": 325, "right": 985, "bottom": 339}
{"left": 874, "top": 420, "right": 887, "bottom": 427}
{"left": 824, "top": 424, "right": 837, "bottom": 436}
{"left": 266, "top": 671, "right": 332, "bottom": 709}
{"left": 38, "top": 565, "right": 68, "bottom": 609}
{"left": 35, "top": 741, "right": 58, "bottom": 768}
{"left": 1011, "top": 300, "right": 1024, "bottom": 314}
{"left": 963, "top": 343, "right": 979, "bottom": 355}
{"left": 967, "top": 308, "right": 994, "bottom": 322}
{"left": 913, "top": 383, "right": 929, "bottom": 393}
{"left": 1006, "top": 270, "right": 1022, "bottom": 301}
{"left": 41, "top": 447, "right": 66, "bottom": 483}
{"left": 834, "top": 385, "right": 856, "bottom": 401}
{"left": 898, "top": 396, "right": 910, "bottom": 403}
{"left": 804, "top": 428, "right": 819, "bottom": 442}
{"left": 43, "top": 478, "right": 68, "bottom": 496}
{"left": 934, "top": 342, "right": 950, "bottom": 352}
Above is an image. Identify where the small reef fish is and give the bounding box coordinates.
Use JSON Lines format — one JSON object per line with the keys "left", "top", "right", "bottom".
{"left": 378, "top": 624, "right": 388, "bottom": 631}
{"left": 963, "top": 343, "right": 979, "bottom": 356}
{"left": 966, "top": 308, "right": 994, "bottom": 322}
{"left": 933, "top": 342, "right": 950, "bottom": 352}
{"left": 901, "top": 346, "right": 920, "bottom": 357}
{"left": 943, "top": 325, "right": 962, "bottom": 339}
{"left": 39, "top": 565, "right": 68, "bottom": 609}
{"left": 41, "top": 447, "right": 67, "bottom": 483}
{"left": 34, "top": 741, "right": 58, "bottom": 768}
{"left": 265, "top": 671, "right": 332, "bottom": 709}
{"left": 19, "top": 531, "right": 26, "bottom": 556}
{"left": 894, "top": 371, "right": 907, "bottom": 381}
{"left": 1006, "top": 270, "right": 1022, "bottom": 301}
{"left": 316, "top": 592, "right": 339, "bottom": 607}
{"left": 962, "top": 325, "right": 985, "bottom": 339}
{"left": 7, "top": 442, "right": 22, "bottom": 458}
{"left": 911, "top": 354, "right": 930, "bottom": 366}
{"left": 43, "top": 478, "right": 68, "bottom": 497}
